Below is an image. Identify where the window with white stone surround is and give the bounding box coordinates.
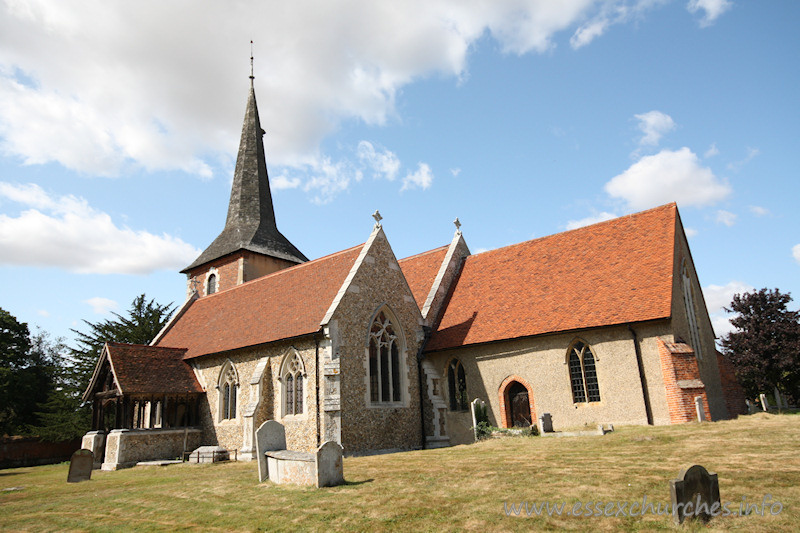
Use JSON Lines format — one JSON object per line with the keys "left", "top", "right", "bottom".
{"left": 281, "top": 351, "right": 306, "bottom": 416}
{"left": 568, "top": 341, "right": 600, "bottom": 403}
{"left": 218, "top": 360, "right": 238, "bottom": 421}
{"left": 367, "top": 309, "right": 405, "bottom": 405}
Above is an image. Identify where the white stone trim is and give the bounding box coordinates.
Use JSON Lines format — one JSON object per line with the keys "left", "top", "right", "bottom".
{"left": 421, "top": 232, "right": 469, "bottom": 321}
{"left": 362, "top": 304, "right": 410, "bottom": 409}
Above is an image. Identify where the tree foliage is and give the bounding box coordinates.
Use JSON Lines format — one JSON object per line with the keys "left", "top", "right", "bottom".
{"left": 0, "top": 308, "right": 57, "bottom": 436}
{"left": 720, "top": 288, "right": 800, "bottom": 402}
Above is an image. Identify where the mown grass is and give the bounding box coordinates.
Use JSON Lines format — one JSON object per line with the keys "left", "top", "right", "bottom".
{"left": 1, "top": 413, "right": 798, "bottom": 532}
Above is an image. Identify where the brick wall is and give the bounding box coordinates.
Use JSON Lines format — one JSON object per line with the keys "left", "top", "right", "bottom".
{"left": 657, "top": 338, "right": 710, "bottom": 423}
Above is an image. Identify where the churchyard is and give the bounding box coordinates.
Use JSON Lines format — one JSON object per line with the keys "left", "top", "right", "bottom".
{"left": 1, "top": 412, "right": 797, "bottom": 532}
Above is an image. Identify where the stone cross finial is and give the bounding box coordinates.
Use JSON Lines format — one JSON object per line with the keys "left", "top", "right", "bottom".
{"left": 453, "top": 217, "right": 461, "bottom": 232}
{"left": 250, "top": 40, "right": 254, "bottom": 81}
{"left": 372, "top": 210, "right": 383, "bottom": 227}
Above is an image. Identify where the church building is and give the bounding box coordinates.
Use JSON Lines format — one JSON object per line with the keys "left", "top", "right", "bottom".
{"left": 82, "top": 77, "right": 746, "bottom": 470}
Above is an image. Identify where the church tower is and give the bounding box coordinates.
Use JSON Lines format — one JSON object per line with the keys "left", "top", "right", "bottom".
{"left": 182, "top": 76, "right": 307, "bottom": 297}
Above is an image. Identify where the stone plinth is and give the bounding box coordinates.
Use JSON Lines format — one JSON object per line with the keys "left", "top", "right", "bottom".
{"left": 81, "top": 431, "right": 105, "bottom": 469}
{"left": 101, "top": 428, "right": 203, "bottom": 470}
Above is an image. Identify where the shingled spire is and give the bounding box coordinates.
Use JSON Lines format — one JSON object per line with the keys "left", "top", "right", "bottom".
{"left": 182, "top": 79, "right": 308, "bottom": 273}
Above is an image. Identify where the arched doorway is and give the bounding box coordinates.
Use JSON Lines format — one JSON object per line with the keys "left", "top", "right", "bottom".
{"left": 507, "top": 382, "right": 531, "bottom": 427}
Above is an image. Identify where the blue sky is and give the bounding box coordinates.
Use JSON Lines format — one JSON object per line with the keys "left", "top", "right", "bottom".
{"left": 0, "top": 0, "right": 797, "bottom": 345}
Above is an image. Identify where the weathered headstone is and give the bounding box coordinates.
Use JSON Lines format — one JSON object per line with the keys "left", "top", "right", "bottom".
{"left": 315, "top": 441, "right": 344, "bottom": 487}
{"left": 759, "top": 393, "right": 770, "bottom": 411}
{"left": 67, "top": 449, "right": 94, "bottom": 483}
{"left": 255, "top": 420, "right": 287, "bottom": 482}
{"left": 745, "top": 399, "right": 755, "bottom": 414}
{"left": 694, "top": 396, "right": 705, "bottom": 422}
{"left": 670, "top": 464, "right": 720, "bottom": 525}
{"left": 538, "top": 413, "right": 553, "bottom": 434}
{"left": 470, "top": 398, "right": 487, "bottom": 441}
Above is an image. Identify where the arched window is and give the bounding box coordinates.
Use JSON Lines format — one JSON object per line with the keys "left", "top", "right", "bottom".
{"left": 207, "top": 273, "right": 217, "bottom": 295}
{"left": 447, "top": 358, "right": 468, "bottom": 411}
{"left": 682, "top": 262, "right": 703, "bottom": 360}
{"left": 282, "top": 352, "right": 305, "bottom": 416}
{"left": 219, "top": 362, "right": 237, "bottom": 420}
{"left": 568, "top": 341, "right": 600, "bottom": 403}
{"left": 368, "top": 310, "right": 402, "bottom": 404}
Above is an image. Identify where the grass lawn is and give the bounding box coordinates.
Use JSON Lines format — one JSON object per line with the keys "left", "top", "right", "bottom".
{"left": 1, "top": 412, "right": 798, "bottom": 532}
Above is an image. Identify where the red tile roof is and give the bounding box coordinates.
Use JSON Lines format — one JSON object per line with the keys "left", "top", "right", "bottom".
{"left": 156, "top": 244, "right": 363, "bottom": 359}
{"left": 398, "top": 245, "right": 448, "bottom": 310}
{"left": 105, "top": 342, "right": 202, "bottom": 394}
{"left": 425, "top": 203, "right": 678, "bottom": 352}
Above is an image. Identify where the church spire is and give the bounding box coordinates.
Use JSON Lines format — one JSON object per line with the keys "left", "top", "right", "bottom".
{"left": 182, "top": 68, "right": 307, "bottom": 274}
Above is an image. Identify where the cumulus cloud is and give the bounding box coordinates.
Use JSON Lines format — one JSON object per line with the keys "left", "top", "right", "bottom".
{"left": 402, "top": 163, "right": 434, "bottom": 191}
{"left": 749, "top": 205, "right": 769, "bottom": 216}
{"left": 271, "top": 175, "right": 301, "bottom": 190}
{"left": 727, "top": 147, "right": 760, "bottom": 171}
{"left": 450, "top": 168, "right": 461, "bottom": 177}
{"left": 357, "top": 141, "right": 400, "bottom": 181}
{"left": 684, "top": 227, "right": 698, "bottom": 237}
{"left": 687, "top": 0, "right": 733, "bottom": 27}
{"left": 85, "top": 297, "right": 119, "bottom": 315}
{"left": 0, "top": 182, "right": 200, "bottom": 274}
{"left": 703, "top": 280, "right": 754, "bottom": 339}
{"left": 0, "top": 1, "right": 666, "bottom": 181}
{"left": 604, "top": 147, "right": 731, "bottom": 210}
{"left": 715, "top": 209, "right": 736, "bottom": 226}
{"left": 566, "top": 211, "right": 618, "bottom": 230}
{"left": 704, "top": 143, "right": 719, "bottom": 158}
{"left": 794, "top": 244, "right": 800, "bottom": 265}
{"left": 634, "top": 110, "right": 676, "bottom": 147}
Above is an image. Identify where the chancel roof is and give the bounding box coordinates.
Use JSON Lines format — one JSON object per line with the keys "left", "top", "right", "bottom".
{"left": 158, "top": 244, "right": 363, "bottom": 359}
{"left": 398, "top": 245, "right": 449, "bottom": 310}
{"left": 82, "top": 342, "right": 202, "bottom": 400}
{"left": 182, "top": 82, "right": 307, "bottom": 272}
{"left": 425, "top": 203, "right": 679, "bottom": 352}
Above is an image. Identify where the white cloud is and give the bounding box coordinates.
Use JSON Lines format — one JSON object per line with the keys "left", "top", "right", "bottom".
{"left": 566, "top": 211, "right": 617, "bottom": 230}
{"left": 793, "top": 244, "right": 800, "bottom": 265}
{"left": 302, "top": 158, "right": 354, "bottom": 205}
{"left": 271, "top": 175, "right": 301, "bottom": 190}
{"left": 715, "top": 209, "right": 736, "bottom": 226}
{"left": 604, "top": 147, "right": 731, "bottom": 210}
{"left": 85, "top": 297, "right": 118, "bottom": 315}
{"left": 684, "top": 227, "right": 698, "bottom": 237}
{"left": 0, "top": 182, "right": 200, "bottom": 274}
{"left": 634, "top": 110, "right": 675, "bottom": 147}
{"left": 0, "top": 1, "right": 666, "bottom": 180}
{"left": 37, "top": 309, "right": 50, "bottom": 318}
{"left": 727, "top": 147, "right": 760, "bottom": 171}
{"left": 450, "top": 168, "right": 461, "bottom": 177}
{"left": 704, "top": 143, "right": 719, "bottom": 158}
{"left": 401, "top": 163, "right": 434, "bottom": 191}
{"left": 357, "top": 141, "right": 400, "bottom": 181}
{"left": 687, "top": 0, "right": 733, "bottom": 27}
{"left": 703, "top": 280, "right": 754, "bottom": 338}
{"left": 749, "top": 205, "right": 769, "bottom": 217}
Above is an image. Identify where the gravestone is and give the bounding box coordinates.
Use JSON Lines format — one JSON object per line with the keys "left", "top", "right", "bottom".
{"left": 745, "top": 399, "right": 756, "bottom": 414}
{"left": 470, "top": 399, "right": 487, "bottom": 441}
{"left": 670, "top": 464, "right": 720, "bottom": 525}
{"left": 315, "top": 441, "right": 344, "bottom": 487}
{"left": 759, "top": 393, "right": 770, "bottom": 411}
{"left": 694, "top": 396, "right": 705, "bottom": 422}
{"left": 67, "top": 449, "right": 94, "bottom": 483}
{"left": 255, "top": 420, "right": 287, "bottom": 482}
{"left": 538, "top": 413, "right": 553, "bottom": 434}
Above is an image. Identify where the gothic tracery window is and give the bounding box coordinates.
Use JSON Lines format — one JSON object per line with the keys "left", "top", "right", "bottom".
{"left": 283, "top": 352, "right": 304, "bottom": 416}
{"left": 447, "top": 358, "right": 468, "bottom": 411}
{"left": 368, "top": 311, "right": 402, "bottom": 404}
{"left": 219, "top": 362, "right": 237, "bottom": 420}
{"left": 568, "top": 341, "right": 600, "bottom": 403}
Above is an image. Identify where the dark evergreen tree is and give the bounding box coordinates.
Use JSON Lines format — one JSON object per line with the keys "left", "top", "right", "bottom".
{"left": 0, "top": 308, "right": 56, "bottom": 436}
{"left": 720, "top": 288, "right": 800, "bottom": 403}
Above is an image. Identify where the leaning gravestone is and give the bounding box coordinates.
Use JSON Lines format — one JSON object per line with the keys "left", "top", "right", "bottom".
{"left": 670, "top": 464, "right": 720, "bottom": 525}
{"left": 67, "top": 449, "right": 94, "bottom": 483}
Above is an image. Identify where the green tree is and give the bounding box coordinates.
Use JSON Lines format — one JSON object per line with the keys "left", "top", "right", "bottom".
{"left": 720, "top": 288, "right": 800, "bottom": 403}
{"left": 28, "top": 294, "right": 175, "bottom": 441}
{"left": 0, "top": 308, "right": 56, "bottom": 436}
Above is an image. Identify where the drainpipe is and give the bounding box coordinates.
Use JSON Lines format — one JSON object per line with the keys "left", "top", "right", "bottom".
{"left": 628, "top": 325, "right": 653, "bottom": 425}
{"left": 315, "top": 334, "right": 321, "bottom": 448}
{"left": 417, "top": 326, "right": 431, "bottom": 449}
